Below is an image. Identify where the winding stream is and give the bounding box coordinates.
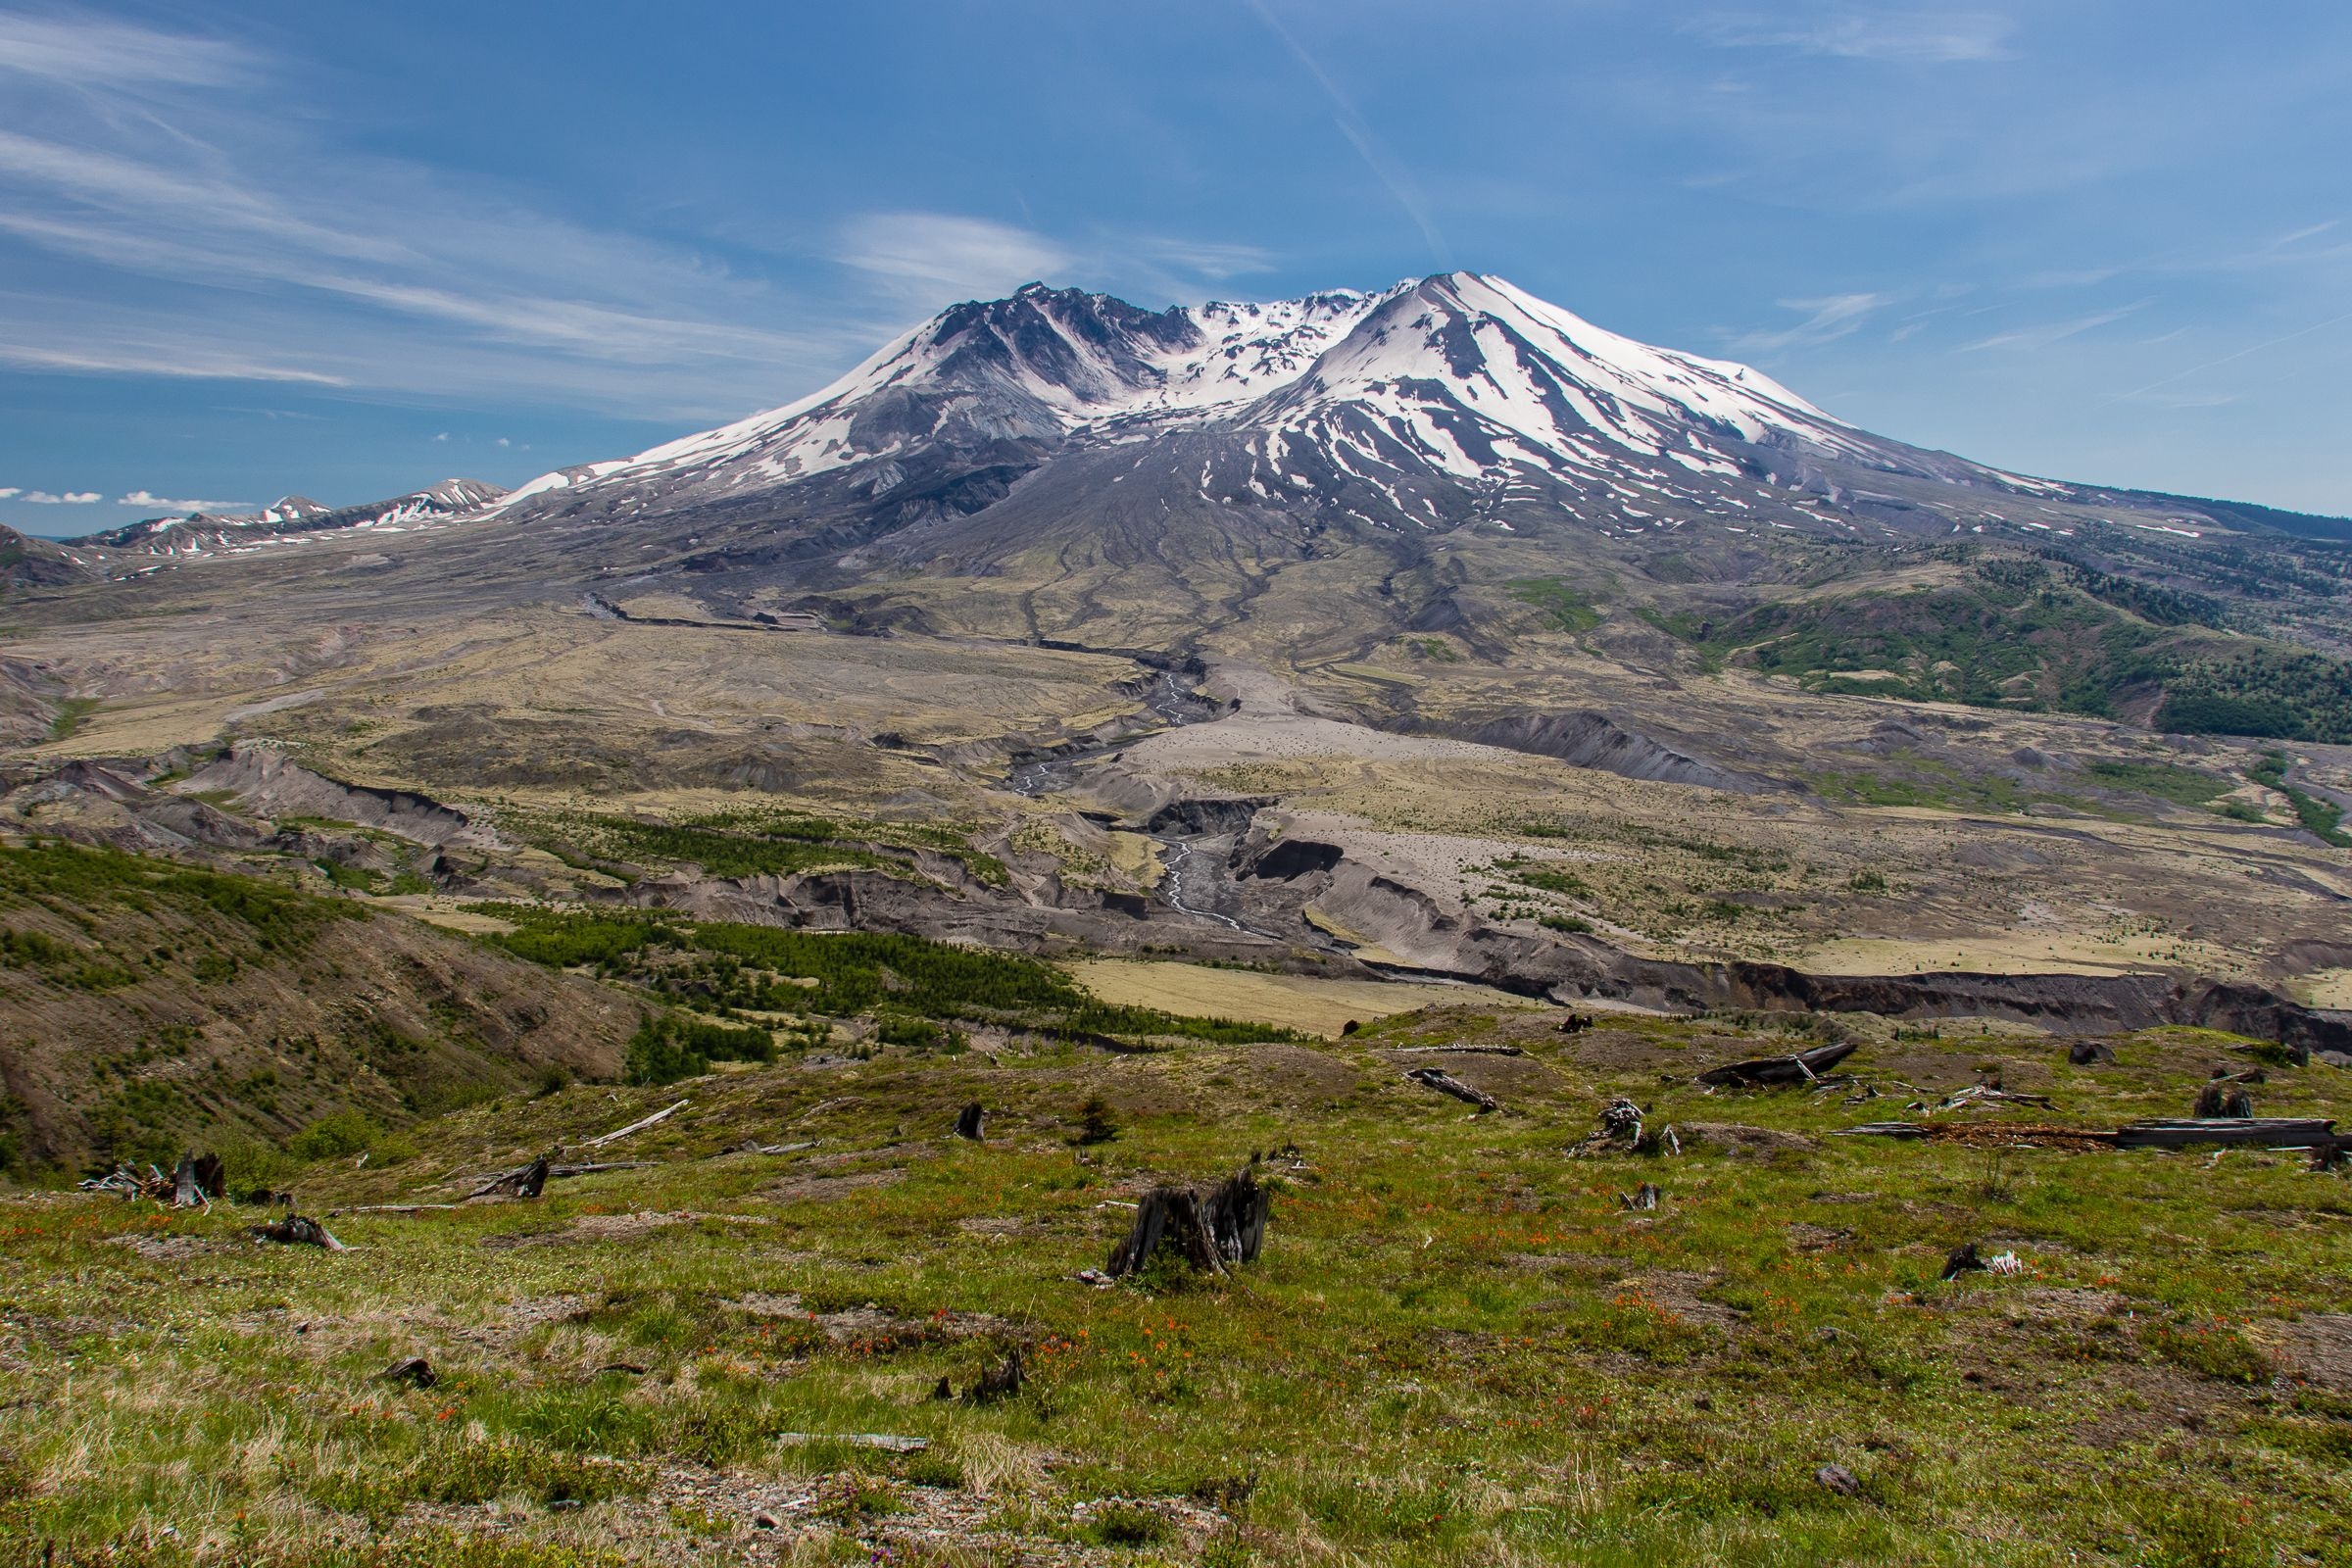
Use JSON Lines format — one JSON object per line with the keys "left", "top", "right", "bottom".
{"left": 1004, "top": 671, "right": 1274, "bottom": 935}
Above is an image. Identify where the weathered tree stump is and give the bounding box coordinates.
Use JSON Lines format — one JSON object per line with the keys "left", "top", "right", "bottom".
{"left": 964, "top": 1346, "right": 1025, "bottom": 1403}
{"left": 955, "top": 1102, "right": 987, "bottom": 1141}
{"left": 252, "top": 1214, "right": 347, "bottom": 1250}
{"left": 2193, "top": 1082, "right": 2254, "bottom": 1119}
{"left": 1940, "top": 1242, "right": 1986, "bottom": 1281}
{"left": 1619, "top": 1182, "right": 1661, "bottom": 1211}
{"left": 1106, "top": 1168, "right": 1270, "bottom": 1278}
{"left": 378, "top": 1356, "right": 436, "bottom": 1389}
{"left": 192, "top": 1153, "right": 225, "bottom": 1200}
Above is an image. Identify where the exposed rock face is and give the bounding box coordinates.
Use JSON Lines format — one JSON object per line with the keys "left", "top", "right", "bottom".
{"left": 1144, "top": 797, "right": 1272, "bottom": 837}
{"left": 179, "top": 744, "right": 492, "bottom": 848}
{"left": 1448, "top": 711, "right": 1788, "bottom": 794}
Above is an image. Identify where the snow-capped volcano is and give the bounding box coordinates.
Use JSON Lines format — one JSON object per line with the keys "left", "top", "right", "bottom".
{"left": 79, "top": 274, "right": 2298, "bottom": 588}
{"left": 481, "top": 270, "right": 2059, "bottom": 549}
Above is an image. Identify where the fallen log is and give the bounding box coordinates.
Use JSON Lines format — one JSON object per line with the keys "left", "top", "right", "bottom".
{"left": 463, "top": 1158, "right": 655, "bottom": 1199}
{"left": 773, "top": 1432, "right": 928, "bottom": 1454}
{"left": 577, "top": 1100, "right": 688, "bottom": 1151}
{"left": 1838, "top": 1120, "right": 2118, "bottom": 1149}
{"left": 1405, "top": 1067, "right": 1497, "bottom": 1112}
{"left": 1935, "top": 1086, "right": 2056, "bottom": 1113}
{"left": 1392, "top": 1045, "right": 1528, "bottom": 1058}
{"left": 2115, "top": 1117, "right": 2334, "bottom": 1151}
{"left": 1696, "top": 1040, "right": 1857, "bottom": 1089}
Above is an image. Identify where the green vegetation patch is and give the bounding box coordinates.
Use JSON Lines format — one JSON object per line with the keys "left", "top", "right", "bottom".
{"left": 476, "top": 905, "right": 1306, "bottom": 1050}
{"left": 2250, "top": 752, "right": 2351, "bottom": 847}
{"left": 509, "top": 806, "right": 1006, "bottom": 886}
{"left": 1650, "top": 558, "right": 2352, "bottom": 742}
{"left": 1506, "top": 577, "right": 1601, "bottom": 634}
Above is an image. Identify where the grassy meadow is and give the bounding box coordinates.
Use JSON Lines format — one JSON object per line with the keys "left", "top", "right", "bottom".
{"left": 4, "top": 993, "right": 2349, "bottom": 1567}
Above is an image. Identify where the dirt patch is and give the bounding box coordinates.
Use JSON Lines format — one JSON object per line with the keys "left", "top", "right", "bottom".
{"left": 723, "top": 1293, "right": 1012, "bottom": 1348}
{"left": 1993, "top": 1287, "right": 2129, "bottom": 1324}
{"left": 1676, "top": 1122, "right": 1818, "bottom": 1156}
{"left": 479, "top": 1211, "right": 703, "bottom": 1250}
{"left": 2068, "top": 1360, "right": 2243, "bottom": 1450}
{"left": 1227, "top": 1041, "right": 1361, "bottom": 1097}
{"left": 2257, "top": 1313, "right": 2352, "bottom": 1392}
{"left": 1784, "top": 1223, "right": 1854, "bottom": 1252}
{"left": 759, "top": 1169, "right": 907, "bottom": 1203}
{"left": 1613, "top": 1270, "right": 1747, "bottom": 1332}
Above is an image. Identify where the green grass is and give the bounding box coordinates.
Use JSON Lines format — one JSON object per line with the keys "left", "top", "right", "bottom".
{"left": 2082, "top": 760, "right": 2235, "bottom": 810}
{"left": 1507, "top": 577, "right": 1602, "bottom": 635}
{"left": 2249, "top": 752, "right": 2351, "bottom": 847}
{"left": 3, "top": 1004, "right": 2347, "bottom": 1565}
{"left": 47, "top": 696, "right": 101, "bottom": 742}
{"left": 474, "top": 904, "right": 1308, "bottom": 1050}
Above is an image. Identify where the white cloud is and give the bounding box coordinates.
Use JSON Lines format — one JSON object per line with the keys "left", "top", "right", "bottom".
{"left": 1726, "top": 292, "right": 1891, "bottom": 354}
{"left": 432, "top": 432, "right": 450, "bottom": 442}
{"left": 0, "top": 12, "right": 253, "bottom": 88}
{"left": 1690, "top": 11, "right": 2015, "bottom": 64}
{"left": 0, "top": 16, "right": 878, "bottom": 416}
{"left": 117, "top": 490, "right": 245, "bottom": 512}
{"left": 22, "top": 490, "right": 101, "bottom": 504}
{"left": 0, "top": 487, "right": 18, "bottom": 499}
{"left": 836, "top": 213, "right": 1072, "bottom": 303}
{"left": 1959, "top": 300, "right": 2152, "bottom": 353}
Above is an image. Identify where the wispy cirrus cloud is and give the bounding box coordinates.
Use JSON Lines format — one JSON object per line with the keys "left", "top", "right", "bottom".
{"left": 1689, "top": 10, "right": 2016, "bottom": 64}
{"left": 0, "top": 10, "right": 253, "bottom": 87}
{"left": 0, "top": 13, "right": 872, "bottom": 417}
{"left": 1959, "top": 299, "right": 2153, "bottom": 353}
{"left": 835, "top": 213, "right": 1073, "bottom": 305}
{"left": 1725, "top": 292, "right": 1892, "bottom": 354}
{"left": 1243, "top": 0, "right": 1449, "bottom": 267}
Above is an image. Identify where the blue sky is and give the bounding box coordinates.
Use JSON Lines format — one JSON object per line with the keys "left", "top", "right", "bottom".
{"left": 3, "top": 1, "right": 2348, "bottom": 536}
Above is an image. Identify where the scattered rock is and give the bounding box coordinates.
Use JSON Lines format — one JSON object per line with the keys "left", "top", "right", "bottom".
{"left": 1816, "top": 1463, "right": 1862, "bottom": 1497}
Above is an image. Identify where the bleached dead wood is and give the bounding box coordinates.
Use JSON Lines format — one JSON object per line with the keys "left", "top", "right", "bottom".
{"left": 577, "top": 1100, "right": 688, "bottom": 1150}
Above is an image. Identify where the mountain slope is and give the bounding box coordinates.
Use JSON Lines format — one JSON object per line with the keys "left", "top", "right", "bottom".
{"left": 0, "top": 839, "right": 637, "bottom": 1173}
{"left": 71, "top": 478, "right": 507, "bottom": 563}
